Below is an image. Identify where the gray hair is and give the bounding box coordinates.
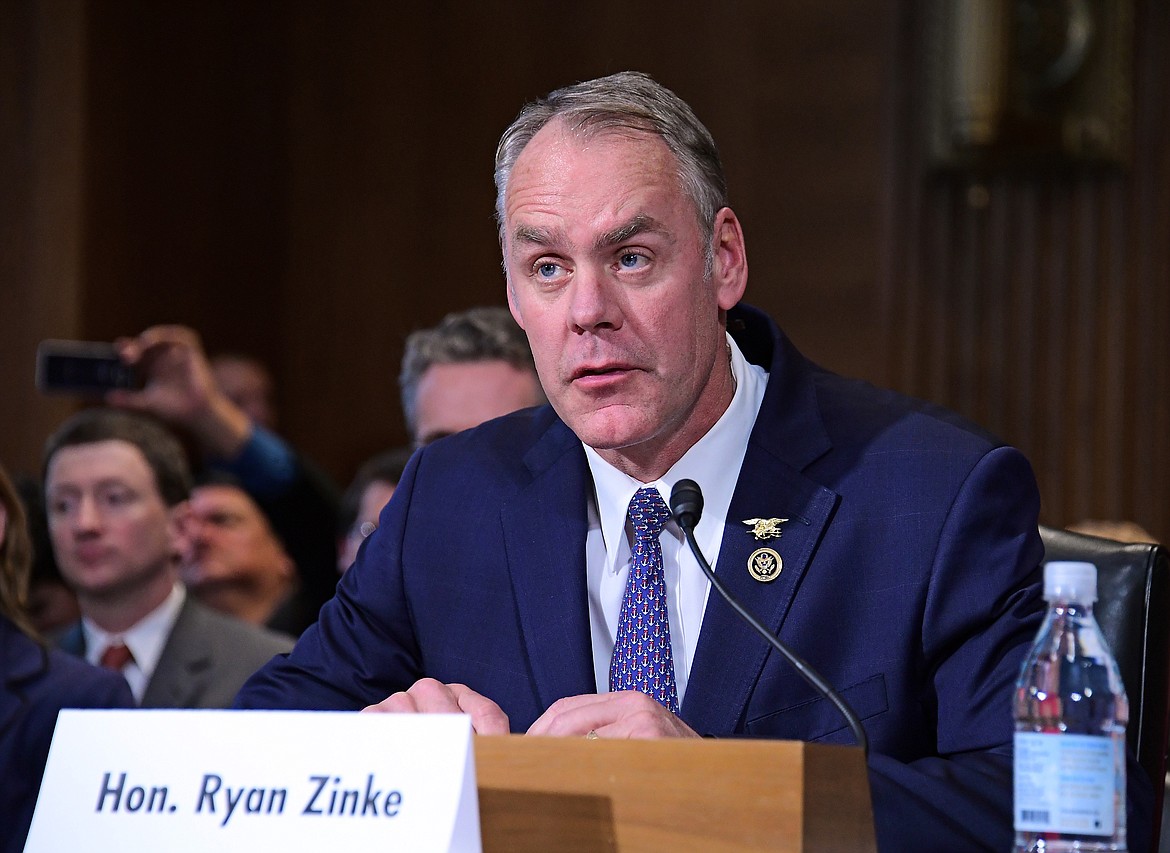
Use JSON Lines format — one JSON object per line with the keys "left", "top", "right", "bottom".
{"left": 493, "top": 71, "right": 728, "bottom": 266}
{"left": 398, "top": 306, "right": 541, "bottom": 434}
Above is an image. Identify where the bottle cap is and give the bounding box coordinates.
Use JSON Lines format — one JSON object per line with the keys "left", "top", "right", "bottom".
{"left": 1043, "top": 560, "right": 1097, "bottom": 603}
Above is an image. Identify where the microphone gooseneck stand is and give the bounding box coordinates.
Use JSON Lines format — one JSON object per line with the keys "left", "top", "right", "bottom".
{"left": 669, "top": 478, "right": 869, "bottom": 755}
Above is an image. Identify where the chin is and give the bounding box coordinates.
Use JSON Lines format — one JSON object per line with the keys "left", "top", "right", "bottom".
{"left": 565, "top": 402, "right": 647, "bottom": 441}
{"left": 574, "top": 424, "right": 658, "bottom": 456}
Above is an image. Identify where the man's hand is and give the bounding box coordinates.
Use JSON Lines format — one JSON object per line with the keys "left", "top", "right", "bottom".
{"left": 527, "top": 691, "right": 700, "bottom": 739}
{"left": 108, "top": 325, "right": 251, "bottom": 458}
{"left": 362, "top": 678, "right": 511, "bottom": 735}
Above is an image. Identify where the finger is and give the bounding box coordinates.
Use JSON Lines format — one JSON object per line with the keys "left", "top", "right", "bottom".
{"left": 528, "top": 693, "right": 618, "bottom": 737}
{"left": 135, "top": 324, "right": 203, "bottom": 352}
{"left": 402, "top": 677, "right": 466, "bottom": 713}
{"left": 105, "top": 388, "right": 151, "bottom": 410}
{"left": 361, "top": 691, "right": 421, "bottom": 713}
{"left": 448, "top": 683, "right": 511, "bottom": 735}
{"left": 114, "top": 326, "right": 189, "bottom": 365}
{"left": 112, "top": 336, "right": 141, "bottom": 363}
{"left": 529, "top": 691, "right": 699, "bottom": 739}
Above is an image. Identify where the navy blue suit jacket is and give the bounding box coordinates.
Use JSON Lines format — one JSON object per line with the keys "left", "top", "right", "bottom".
{"left": 1, "top": 616, "right": 134, "bottom": 853}
{"left": 238, "top": 304, "right": 1151, "bottom": 851}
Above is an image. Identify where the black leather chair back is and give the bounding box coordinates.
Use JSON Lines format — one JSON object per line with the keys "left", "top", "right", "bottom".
{"left": 1040, "top": 525, "right": 1170, "bottom": 847}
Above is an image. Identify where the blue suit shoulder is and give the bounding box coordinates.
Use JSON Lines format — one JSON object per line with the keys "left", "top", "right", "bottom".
{"left": 409, "top": 403, "right": 576, "bottom": 491}
{"left": 2, "top": 617, "right": 133, "bottom": 853}
{"left": 731, "top": 302, "right": 1013, "bottom": 476}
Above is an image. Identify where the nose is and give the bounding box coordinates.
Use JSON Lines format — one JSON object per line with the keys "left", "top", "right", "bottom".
{"left": 73, "top": 494, "right": 102, "bottom": 533}
{"left": 185, "top": 515, "right": 214, "bottom": 550}
{"left": 569, "top": 266, "right": 622, "bottom": 334}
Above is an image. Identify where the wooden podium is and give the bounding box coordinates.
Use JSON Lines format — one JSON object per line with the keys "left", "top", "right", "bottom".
{"left": 474, "top": 736, "right": 876, "bottom": 852}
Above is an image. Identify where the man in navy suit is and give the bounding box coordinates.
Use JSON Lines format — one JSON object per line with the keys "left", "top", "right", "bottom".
{"left": 237, "top": 72, "right": 1152, "bottom": 850}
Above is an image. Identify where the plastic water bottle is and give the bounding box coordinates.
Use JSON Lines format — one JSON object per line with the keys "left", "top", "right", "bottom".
{"left": 1013, "top": 560, "right": 1128, "bottom": 852}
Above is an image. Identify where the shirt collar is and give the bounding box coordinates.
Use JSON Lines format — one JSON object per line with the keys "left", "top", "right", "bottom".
{"left": 584, "top": 333, "right": 768, "bottom": 573}
{"left": 83, "top": 582, "right": 186, "bottom": 677}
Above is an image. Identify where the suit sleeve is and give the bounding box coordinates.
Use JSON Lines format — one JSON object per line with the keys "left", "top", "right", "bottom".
{"left": 865, "top": 446, "right": 1154, "bottom": 852}
{"left": 234, "top": 451, "right": 425, "bottom": 710}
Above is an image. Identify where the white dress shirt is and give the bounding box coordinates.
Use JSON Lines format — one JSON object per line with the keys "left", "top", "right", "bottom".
{"left": 83, "top": 582, "right": 186, "bottom": 703}
{"left": 583, "top": 333, "right": 768, "bottom": 702}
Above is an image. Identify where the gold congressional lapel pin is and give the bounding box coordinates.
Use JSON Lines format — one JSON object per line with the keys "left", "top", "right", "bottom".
{"left": 747, "top": 548, "right": 783, "bottom": 582}
{"left": 742, "top": 517, "right": 788, "bottom": 541}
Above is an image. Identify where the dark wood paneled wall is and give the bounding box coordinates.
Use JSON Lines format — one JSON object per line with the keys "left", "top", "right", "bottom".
{"left": 885, "top": 1, "right": 1170, "bottom": 539}
{"left": 3, "top": 0, "right": 1167, "bottom": 543}
{"left": 0, "top": 0, "right": 88, "bottom": 474}
{"left": 1, "top": 0, "right": 892, "bottom": 485}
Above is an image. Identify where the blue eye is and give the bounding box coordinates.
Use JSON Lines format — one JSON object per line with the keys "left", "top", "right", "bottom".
{"left": 618, "top": 253, "right": 647, "bottom": 269}
{"left": 538, "top": 263, "right": 560, "bottom": 278}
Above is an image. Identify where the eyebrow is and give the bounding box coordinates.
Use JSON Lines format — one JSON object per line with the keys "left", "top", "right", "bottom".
{"left": 511, "top": 224, "right": 561, "bottom": 247}
{"left": 202, "top": 510, "right": 246, "bottom": 525}
{"left": 510, "top": 214, "right": 666, "bottom": 252}
{"left": 594, "top": 214, "right": 666, "bottom": 251}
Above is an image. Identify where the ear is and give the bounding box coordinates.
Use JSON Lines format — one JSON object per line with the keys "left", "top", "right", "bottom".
{"left": 167, "top": 501, "right": 194, "bottom": 560}
{"left": 710, "top": 207, "right": 749, "bottom": 311}
{"left": 277, "top": 549, "right": 296, "bottom": 582}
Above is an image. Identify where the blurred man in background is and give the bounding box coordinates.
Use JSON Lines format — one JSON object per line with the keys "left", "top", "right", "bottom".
{"left": 109, "top": 326, "right": 339, "bottom": 634}
{"left": 210, "top": 353, "right": 278, "bottom": 432}
{"left": 45, "top": 408, "right": 293, "bottom": 708}
{"left": 399, "top": 306, "right": 545, "bottom": 446}
{"left": 179, "top": 475, "right": 300, "bottom": 632}
{"left": 336, "top": 447, "right": 412, "bottom": 574}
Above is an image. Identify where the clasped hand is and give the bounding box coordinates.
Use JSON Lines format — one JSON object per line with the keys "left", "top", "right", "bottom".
{"left": 362, "top": 678, "right": 699, "bottom": 739}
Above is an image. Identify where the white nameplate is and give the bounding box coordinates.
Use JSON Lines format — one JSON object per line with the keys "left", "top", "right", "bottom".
{"left": 24, "top": 710, "right": 481, "bottom": 852}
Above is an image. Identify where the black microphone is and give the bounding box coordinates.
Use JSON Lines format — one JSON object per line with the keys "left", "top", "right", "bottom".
{"left": 669, "top": 479, "right": 869, "bottom": 755}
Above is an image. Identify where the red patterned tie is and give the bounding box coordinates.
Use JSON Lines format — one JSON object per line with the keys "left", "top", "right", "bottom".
{"left": 99, "top": 642, "right": 134, "bottom": 671}
{"left": 609, "top": 487, "right": 680, "bottom": 713}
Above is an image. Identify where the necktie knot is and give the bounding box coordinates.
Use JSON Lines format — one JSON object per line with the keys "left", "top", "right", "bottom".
{"left": 99, "top": 642, "right": 134, "bottom": 671}
{"left": 628, "top": 487, "right": 671, "bottom": 542}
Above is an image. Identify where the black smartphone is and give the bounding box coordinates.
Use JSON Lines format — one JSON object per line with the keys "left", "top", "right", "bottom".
{"left": 35, "top": 340, "right": 142, "bottom": 396}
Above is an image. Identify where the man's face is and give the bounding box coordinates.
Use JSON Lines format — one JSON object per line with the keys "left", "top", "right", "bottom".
{"left": 46, "top": 440, "right": 181, "bottom": 602}
{"left": 212, "top": 357, "right": 277, "bottom": 430}
{"left": 413, "top": 359, "right": 543, "bottom": 446}
{"left": 502, "top": 122, "right": 747, "bottom": 478}
{"left": 337, "top": 478, "right": 396, "bottom": 573}
{"left": 179, "top": 484, "right": 292, "bottom": 594}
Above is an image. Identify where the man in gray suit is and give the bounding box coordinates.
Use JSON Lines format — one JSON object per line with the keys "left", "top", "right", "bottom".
{"left": 44, "top": 408, "right": 293, "bottom": 708}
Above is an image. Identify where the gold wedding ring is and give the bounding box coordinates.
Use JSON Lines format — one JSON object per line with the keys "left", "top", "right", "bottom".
{"left": 585, "top": 729, "right": 599, "bottom": 740}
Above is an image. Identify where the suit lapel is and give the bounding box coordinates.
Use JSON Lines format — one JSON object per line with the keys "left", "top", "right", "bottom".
{"left": 683, "top": 306, "right": 840, "bottom": 735}
{"left": 142, "top": 599, "right": 213, "bottom": 708}
{"left": 683, "top": 456, "right": 838, "bottom": 734}
{"left": 500, "top": 422, "right": 597, "bottom": 711}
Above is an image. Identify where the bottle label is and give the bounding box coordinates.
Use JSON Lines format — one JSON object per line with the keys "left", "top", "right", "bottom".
{"left": 1014, "top": 731, "right": 1118, "bottom": 836}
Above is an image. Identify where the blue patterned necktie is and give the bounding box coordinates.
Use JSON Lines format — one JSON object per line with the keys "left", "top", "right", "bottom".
{"left": 609, "top": 486, "right": 680, "bottom": 714}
